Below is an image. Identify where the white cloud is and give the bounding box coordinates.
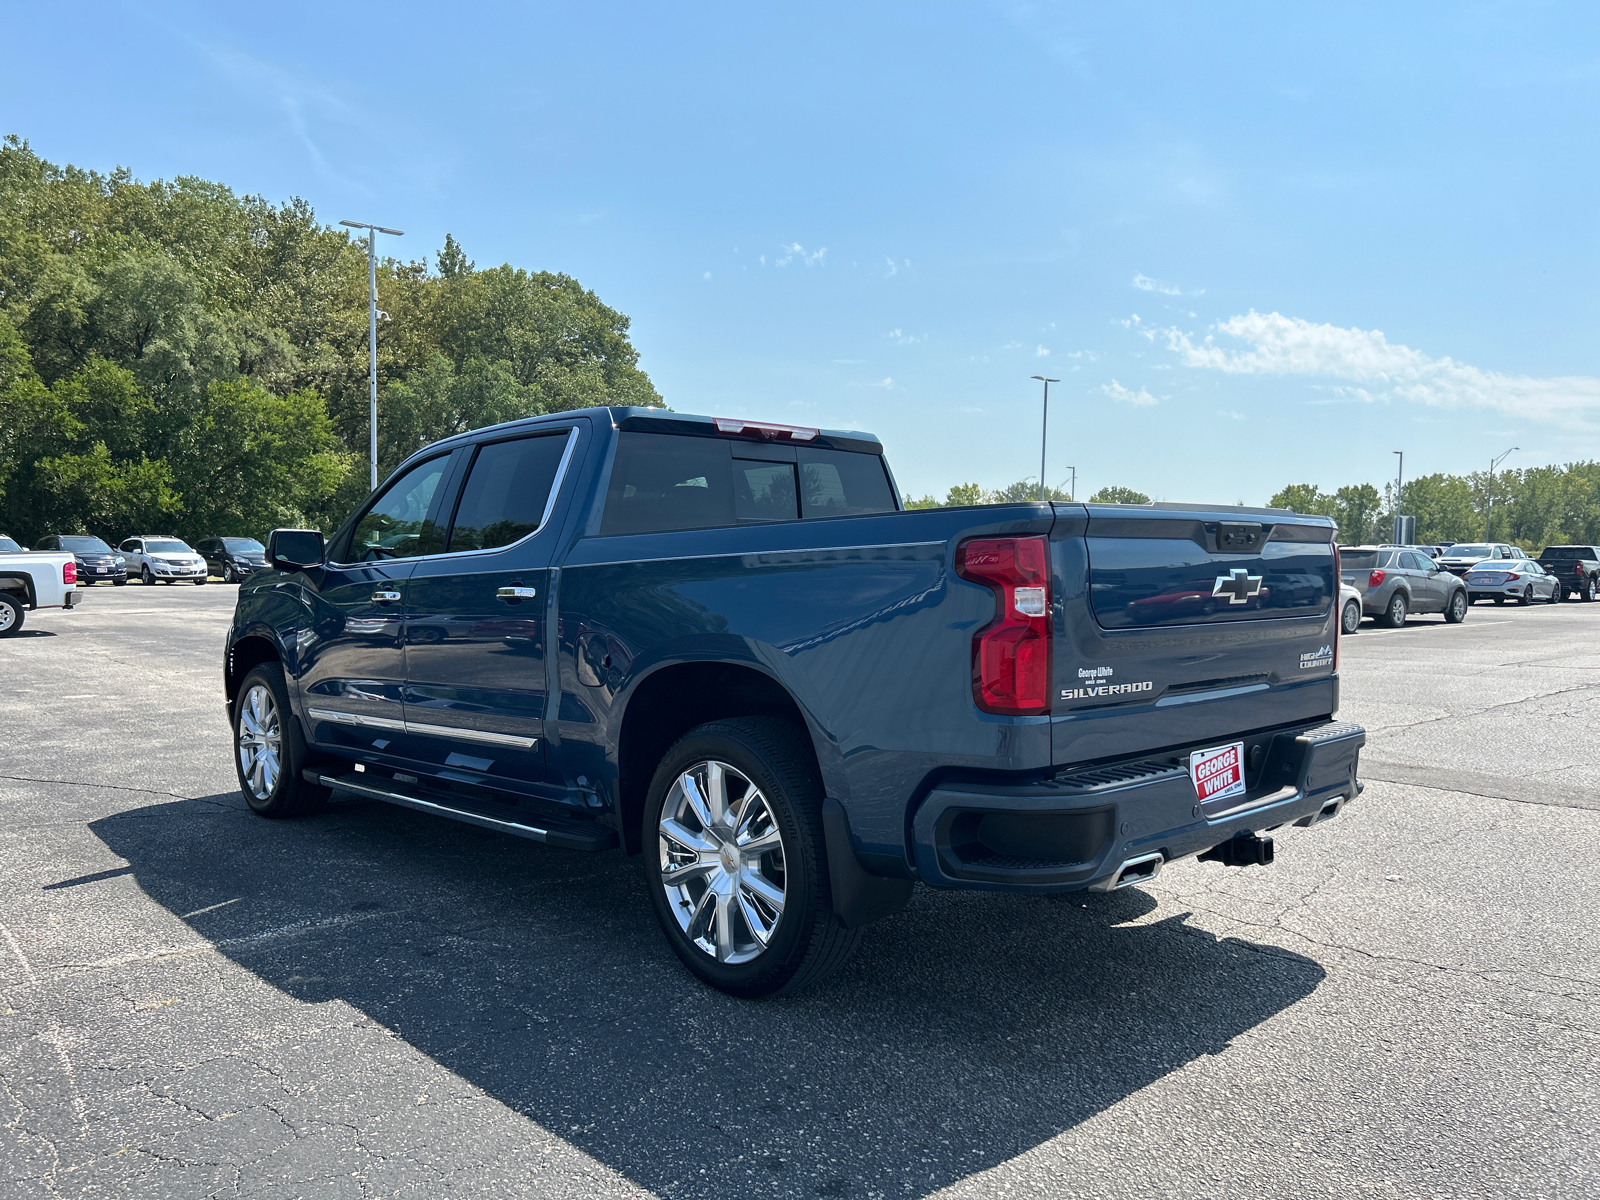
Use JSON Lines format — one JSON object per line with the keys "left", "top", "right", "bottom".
{"left": 776, "top": 243, "right": 827, "bottom": 267}
{"left": 1162, "top": 310, "right": 1600, "bottom": 429}
{"left": 875, "top": 377, "right": 894, "bottom": 389}
{"left": 1036, "top": 345, "right": 1050, "bottom": 357}
{"left": 1217, "top": 409, "right": 1245, "bottom": 420}
{"left": 1101, "top": 380, "right": 1159, "bottom": 407}
{"left": 703, "top": 271, "right": 711, "bottom": 281}
{"left": 886, "top": 329, "right": 924, "bottom": 345}
{"left": 1133, "top": 273, "right": 1181, "bottom": 296}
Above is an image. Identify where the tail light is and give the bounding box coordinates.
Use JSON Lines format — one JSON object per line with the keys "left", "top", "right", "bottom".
{"left": 1368, "top": 569, "right": 1386, "bottom": 587}
{"left": 1333, "top": 547, "right": 1341, "bottom": 672}
{"left": 1505, "top": 572, "right": 1521, "bottom": 581}
{"left": 63, "top": 561, "right": 76, "bottom": 585}
{"left": 956, "top": 535, "right": 1051, "bottom": 714}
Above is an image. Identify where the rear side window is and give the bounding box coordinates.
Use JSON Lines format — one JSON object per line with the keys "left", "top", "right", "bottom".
{"left": 797, "top": 448, "right": 895, "bottom": 518}
{"left": 448, "top": 434, "right": 570, "bottom": 552}
{"left": 601, "top": 433, "right": 736, "bottom": 536}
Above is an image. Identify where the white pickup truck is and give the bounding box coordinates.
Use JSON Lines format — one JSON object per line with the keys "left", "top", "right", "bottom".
{"left": 0, "top": 539, "right": 78, "bottom": 636}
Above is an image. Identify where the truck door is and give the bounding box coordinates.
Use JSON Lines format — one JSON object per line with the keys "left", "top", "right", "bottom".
{"left": 402, "top": 427, "right": 580, "bottom": 785}
{"left": 297, "top": 454, "right": 453, "bottom": 749}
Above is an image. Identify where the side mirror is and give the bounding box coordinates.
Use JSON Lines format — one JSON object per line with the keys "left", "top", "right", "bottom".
{"left": 267, "top": 528, "right": 325, "bottom": 572}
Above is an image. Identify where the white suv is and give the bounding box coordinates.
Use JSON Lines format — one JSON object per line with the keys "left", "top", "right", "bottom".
{"left": 119, "top": 535, "right": 209, "bottom": 585}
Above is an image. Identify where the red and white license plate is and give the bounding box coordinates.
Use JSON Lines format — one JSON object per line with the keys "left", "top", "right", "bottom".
{"left": 1190, "top": 741, "right": 1246, "bottom": 806}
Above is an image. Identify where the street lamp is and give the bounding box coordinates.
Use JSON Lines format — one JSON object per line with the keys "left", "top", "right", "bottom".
{"left": 1392, "top": 450, "right": 1404, "bottom": 544}
{"left": 1063, "top": 465, "right": 1077, "bottom": 502}
{"left": 1485, "top": 446, "right": 1518, "bottom": 540}
{"left": 1031, "top": 376, "right": 1060, "bottom": 502}
{"left": 340, "top": 220, "right": 404, "bottom": 491}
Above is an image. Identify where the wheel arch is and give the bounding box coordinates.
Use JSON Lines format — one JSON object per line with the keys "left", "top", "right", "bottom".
{"left": 615, "top": 659, "right": 822, "bottom": 857}
{"left": 225, "top": 631, "right": 285, "bottom": 706}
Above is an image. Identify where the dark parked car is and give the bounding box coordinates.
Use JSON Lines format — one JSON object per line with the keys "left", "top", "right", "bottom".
{"left": 197, "top": 536, "right": 267, "bottom": 583}
{"left": 1339, "top": 545, "right": 1468, "bottom": 627}
{"left": 1535, "top": 545, "right": 1600, "bottom": 601}
{"left": 32, "top": 534, "right": 127, "bottom": 585}
{"left": 225, "top": 407, "right": 1365, "bottom": 997}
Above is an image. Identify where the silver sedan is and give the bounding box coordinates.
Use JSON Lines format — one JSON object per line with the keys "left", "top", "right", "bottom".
{"left": 1464, "top": 559, "right": 1562, "bottom": 606}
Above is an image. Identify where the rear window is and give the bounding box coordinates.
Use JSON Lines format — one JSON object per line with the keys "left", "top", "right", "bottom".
{"left": 797, "top": 448, "right": 895, "bottom": 517}
{"left": 1541, "top": 547, "right": 1591, "bottom": 561}
{"left": 0, "top": 537, "right": 20, "bottom": 553}
{"left": 1339, "top": 549, "right": 1378, "bottom": 570}
{"left": 601, "top": 433, "right": 897, "bottom": 536}
{"left": 602, "top": 433, "right": 736, "bottom": 536}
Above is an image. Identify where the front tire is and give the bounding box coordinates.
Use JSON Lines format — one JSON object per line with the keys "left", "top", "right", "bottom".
{"left": 194, "top": 577, "right": 206, "bottom": 586}
{"left": 643, "top": 717, "right": 858, "bottom": 998}
{"left": 233, "top": 663, "right": 330, "bottom": 817}
{"left": 1444, "top": 589, "right": 1468, "bottom": 624}
{"left": 1383, "top": 591, "right": 1408, "bottom": 628}
{"left": 113, "top": 577, "right": 127, "bottom": 587}
{"left": 0, "top": 593, "right": 23, "bottom": 637}
{"left": 1342, "top": 599, "right": 1362, "bottom": 634}
{"left": 141, "top": 566, "right": 154, "bottom": 585}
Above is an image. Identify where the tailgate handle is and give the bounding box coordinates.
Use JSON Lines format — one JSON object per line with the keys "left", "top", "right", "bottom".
{"left": 1218, "top": 522, "right": 1266, "bottom": 552}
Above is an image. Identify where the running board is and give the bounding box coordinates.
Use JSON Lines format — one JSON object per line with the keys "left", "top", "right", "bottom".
{"left": 308, "top": 770, "right": 617, "bottom": 852}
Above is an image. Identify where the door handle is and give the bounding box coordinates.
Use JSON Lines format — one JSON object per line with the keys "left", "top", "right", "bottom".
{"left": 371, "top": 590, "right": 401, "bottom": 603}
{"left": 497, "top": 586, "right": 537, "bottom": 600}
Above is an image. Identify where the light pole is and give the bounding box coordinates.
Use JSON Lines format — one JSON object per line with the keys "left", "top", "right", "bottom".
{"left": 1485, "top": 446, "right": 1518, "bottom": 540}
{"left": 1392, "top": 450, "right": 1404, "bottom": 544}
{"left": 1064, "top": 465, "right": 1077, "bottom": 502}
{"left": 1031, "top": 375, "right": 1059, "bottom": 502}
{"left": 340, "top": 220, "right": 404, "bottom": 491}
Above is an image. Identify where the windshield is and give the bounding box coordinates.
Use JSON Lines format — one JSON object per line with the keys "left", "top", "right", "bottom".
{"left": 1446, "top": 544, "right": 1493, "bottom": 559}
{"left": 0, "top": 537, "right": 20, "bottom": 552}
{"left": 223, "top": 538, "right": 265, "bottom": 552}
{"left": 146, "top": 540, "right": 192, "bottom": 554}
{"left": 60, "top": 536, "right": 113, "bottom": 553}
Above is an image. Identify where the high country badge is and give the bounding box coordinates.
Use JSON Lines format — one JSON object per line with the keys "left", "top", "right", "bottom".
{"left": 1298, "top": 644, "right": 1333, "bottom": 670}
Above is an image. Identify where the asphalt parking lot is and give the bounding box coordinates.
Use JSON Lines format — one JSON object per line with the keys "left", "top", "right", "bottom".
{"left": 2, "top": 585, "right": 1598, "bottom": 1199}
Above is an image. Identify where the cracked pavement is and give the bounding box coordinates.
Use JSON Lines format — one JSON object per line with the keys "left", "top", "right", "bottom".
{"left": 2, "top": 585, "right": 1598, "bottom": 1199}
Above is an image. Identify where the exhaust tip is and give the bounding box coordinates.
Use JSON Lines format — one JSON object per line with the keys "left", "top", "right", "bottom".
{"left": 1111, "top": 852, "right": 1164, "bottom": 889}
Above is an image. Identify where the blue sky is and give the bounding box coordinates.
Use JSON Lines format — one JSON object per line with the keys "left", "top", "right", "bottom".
{"left": 6, "top": 2, "right": 1599, "bottom": 503}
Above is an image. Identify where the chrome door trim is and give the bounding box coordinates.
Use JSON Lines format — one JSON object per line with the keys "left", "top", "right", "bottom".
{"left": 306, "top": 706, "right": 537, "bottom": 750}
{"left": 405, "top": 720, "right": 538, "bottom": 750}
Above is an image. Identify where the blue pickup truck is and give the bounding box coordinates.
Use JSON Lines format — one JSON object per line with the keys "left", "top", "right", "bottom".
{"left": 225, "top": 407, "right": 1365, "bottom": 996}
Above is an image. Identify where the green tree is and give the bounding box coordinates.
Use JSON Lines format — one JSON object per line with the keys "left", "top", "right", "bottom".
{"left": 1089, "top": 485, "right": 1151, "bottom": 504}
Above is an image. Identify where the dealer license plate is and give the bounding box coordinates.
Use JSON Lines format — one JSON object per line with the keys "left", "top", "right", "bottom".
{"left": 96, "top": 566, "right": 107, "bottom": 573}
{"left": 1190, "top": 741, "right": 1247, "bottom": 808}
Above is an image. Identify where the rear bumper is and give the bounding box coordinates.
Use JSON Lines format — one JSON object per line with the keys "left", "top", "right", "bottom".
{"left": 912, "top": 718, "right": 1365, "bottom": 892}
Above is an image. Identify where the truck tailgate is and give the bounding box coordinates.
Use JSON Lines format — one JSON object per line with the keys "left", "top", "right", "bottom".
{"left": 1051, "top": 504, "right": 1339, "bottom": 767}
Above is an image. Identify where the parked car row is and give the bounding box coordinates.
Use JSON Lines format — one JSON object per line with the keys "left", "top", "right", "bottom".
{"left": 1338, "top": 542, "right": 1600, "bottom": 629}
{"left": 2, "top": 533, "right": 267, "bottom": 585}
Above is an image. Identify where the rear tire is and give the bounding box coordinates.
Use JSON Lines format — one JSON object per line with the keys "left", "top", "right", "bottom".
{"left": 0, "top": 594, "right": 23, "bottom": 637}
{"left": 1444, "top": 589, "right": 1467, "bottom": 624}
{"left": 233, "top": 663, "right": 330, "bottom": 817}
{"left": 642, "top": 717, "right": 859, "bottom": 998}
{"left": 1549, "top": 584, "right": 1562, "bottom": 605}
{"left": 1383, "top": 591, "right": 1408, "bottom": 628}
{"left": 1585, "top": 577, "right": 1599, "bottom": 602}
{"left": 1519, "top": 586, "right": 1533, "bottom": 606}
{"left": 1342, "top": 599, "right": 1361, "bottom": 634}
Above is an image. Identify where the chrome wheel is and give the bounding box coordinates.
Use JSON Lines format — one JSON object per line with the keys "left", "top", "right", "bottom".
{"left": 236, "top": 683, "right": 283, "bottom": 801}
{"left": 658, "top": 759, "right": 787, "bottom": 964}
{"left": 1342, "top": 600, "right": 1361, "bottom": 634}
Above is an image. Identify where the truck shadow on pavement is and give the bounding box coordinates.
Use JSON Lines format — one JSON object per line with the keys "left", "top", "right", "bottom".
{"left": 91, "top": 791, "right": 1325, "bottom": 1199}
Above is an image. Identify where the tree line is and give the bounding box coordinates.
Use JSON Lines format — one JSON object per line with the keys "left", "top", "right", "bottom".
{"left": 0, "top": 136, "right": 661, "bottom": 547}
{"left": 1270, "top": 462, "right": 1600, "bottom": 548}
{"left": 906, "top": 481, "right": 1150, "bottom": 507}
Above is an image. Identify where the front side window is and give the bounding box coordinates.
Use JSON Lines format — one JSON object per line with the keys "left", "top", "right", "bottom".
{"left": 348, "top": 457, "right": 449, "bottom": 562}
{"left": 601, "top": 433, "right": 735, "bottom": 536}
{"left": 448, "top": 434, "right": 570, "bottom": 552}
{"left": 121, "top": 539, "right": 140, "bottom": 553}
{"left": 797, "top": 448, "right": 895, "bottom": 518}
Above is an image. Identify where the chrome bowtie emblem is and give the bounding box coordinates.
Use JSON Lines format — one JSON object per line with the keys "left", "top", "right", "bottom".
{"left": 1212, "top": 568, "right": 1264, "bottom": 604}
